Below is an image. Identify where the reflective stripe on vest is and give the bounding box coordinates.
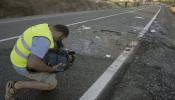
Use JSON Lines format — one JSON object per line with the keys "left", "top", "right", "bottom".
{"left": 14, "top": 44, "right": 28, "bottom": 59}
{"left": 10, "top": 23, "right": 55, "bottom": 68}
{"left": 21, "top": 35, "right": 30, "bottom": 51}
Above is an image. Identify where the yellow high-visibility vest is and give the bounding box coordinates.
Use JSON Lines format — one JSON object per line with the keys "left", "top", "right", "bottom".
{"left": 10, "top": 23, "right": 55, "bottom": 68}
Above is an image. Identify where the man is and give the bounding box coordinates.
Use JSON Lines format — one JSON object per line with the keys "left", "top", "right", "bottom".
{"left": 5, "top": 23, "right": 69, "bottom": 100}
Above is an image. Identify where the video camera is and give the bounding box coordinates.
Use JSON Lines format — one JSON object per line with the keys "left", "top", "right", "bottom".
{"left": 44, "top": 49, "right": 76, "bottom": 72}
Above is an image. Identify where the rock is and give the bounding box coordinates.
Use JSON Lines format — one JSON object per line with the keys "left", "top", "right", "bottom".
{"left": 105, "top": 54, "right": 111, "bottom": 58}
{"left": 150, "top": 29, "right": 156, "bottom": 33}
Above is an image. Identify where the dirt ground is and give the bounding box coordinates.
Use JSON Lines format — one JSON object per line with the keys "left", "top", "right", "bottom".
{"left": 110, "top": 6, "right": 175, "bottom": 100}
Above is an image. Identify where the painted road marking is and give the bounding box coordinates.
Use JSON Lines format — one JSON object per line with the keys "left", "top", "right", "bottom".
{"left": 0, "top": 6, "right": 151, "bottom": 43}
{"left": 0, "top": 8, "right": 124, "bottom": 24}
{"left": 79, "top": 6, "right": 161, "bottom": 100}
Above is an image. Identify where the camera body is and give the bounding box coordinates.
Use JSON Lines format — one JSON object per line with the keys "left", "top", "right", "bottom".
{"left": 43, "top": 49, "right": 76, "bottom": 71}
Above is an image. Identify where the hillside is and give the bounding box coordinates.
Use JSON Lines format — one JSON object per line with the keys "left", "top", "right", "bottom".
{"left": 0, "top": 0, "right": 118, "bottom": 19}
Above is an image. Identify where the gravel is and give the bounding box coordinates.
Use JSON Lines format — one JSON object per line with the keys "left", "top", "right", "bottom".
{"left": 110, "top": 6, "right": 175, "bottom": 100}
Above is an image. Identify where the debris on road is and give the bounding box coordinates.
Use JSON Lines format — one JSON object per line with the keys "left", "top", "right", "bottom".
{"left": 130, "top": 26, "right": 143, "bottom": 31}
{"left": 78, "top": 25, "right": 92, "bottom": 30}
{"left": 95, "top": 36, "right": 101, "bottom": 39}
{"left": 105, "top": 54, "right": 111, "bottom": 58}
{"left": 128, "top": 26, "right": 144, "bottom": 34}
{"left": 150, "top": 29, "right": 156, "bottom": 33}
{"left": 135, "top": 16, "right": 144, "bottom": 19}
{"left": 101, "top": 29, "right": 122, "bottom": 36}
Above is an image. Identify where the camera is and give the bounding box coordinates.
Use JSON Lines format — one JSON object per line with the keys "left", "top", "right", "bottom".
{"left": 43, "top": 49, "right": 76, "bottom": 72}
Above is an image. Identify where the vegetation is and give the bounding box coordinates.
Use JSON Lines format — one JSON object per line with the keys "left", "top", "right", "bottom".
{"left": 0, "top": 0, "right": 118, "bottom": 19}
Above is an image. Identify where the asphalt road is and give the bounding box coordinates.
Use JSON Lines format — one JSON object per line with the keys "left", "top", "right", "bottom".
{"left": 0, "top": 6, "right": 159, "bottom": 100}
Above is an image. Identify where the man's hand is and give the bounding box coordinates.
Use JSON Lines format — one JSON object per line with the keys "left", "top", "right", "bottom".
{"left": 51, "top": 63, "right": 66, "bottom": 73}
{"left": 28, "top": 54, "right": 56, "bottom": 73}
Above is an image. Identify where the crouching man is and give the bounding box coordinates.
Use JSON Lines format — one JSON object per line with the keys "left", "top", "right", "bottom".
{"left": 5, "top": 23, "right": 69, "bottom": 100}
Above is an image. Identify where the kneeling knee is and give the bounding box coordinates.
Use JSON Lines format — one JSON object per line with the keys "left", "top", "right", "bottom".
{"left": 47, "top": 79, "right": 57, "bottom": 90}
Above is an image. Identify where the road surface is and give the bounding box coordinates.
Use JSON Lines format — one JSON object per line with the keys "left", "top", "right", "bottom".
{"left": 0, "top": 6, "right": 159, "bottom": 100}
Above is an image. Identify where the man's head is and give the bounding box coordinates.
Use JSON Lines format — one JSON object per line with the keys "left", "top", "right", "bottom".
{"left": 51, "top": 24, "right": 69, "bottom": 42}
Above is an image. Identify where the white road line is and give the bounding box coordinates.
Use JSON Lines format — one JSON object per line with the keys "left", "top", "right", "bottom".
{"left": 138, "top": 6, "right": 161, "bottom": 38}
{"left": 0, "top": 8, "right": 122, "bottom": 24}
{"left": 0, "top": 7, "right": 149, "bottom": 43}
{"left": 0, "top": 6, "right": 142, "bottom": 24}
{"left": 0, "top": 36, "right": 19, "bottom": 42}
{"left": 79, "top": 6, "right": 161, "bottom": 100}
{"left": 67, "top": 10, "right": 135, "bottom": 26}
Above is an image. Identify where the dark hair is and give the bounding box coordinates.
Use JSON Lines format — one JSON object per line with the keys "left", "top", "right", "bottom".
{"left": 54, "top": 24, "right": 69, "bottom": 37}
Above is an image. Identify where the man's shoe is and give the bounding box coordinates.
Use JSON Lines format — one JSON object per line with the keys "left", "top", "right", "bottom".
{"left": 5, "top": 81, "right": 16, "bottom": 100}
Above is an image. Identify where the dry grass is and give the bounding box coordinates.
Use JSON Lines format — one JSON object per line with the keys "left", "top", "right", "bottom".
{"left": 0, "top": 0, "right": 118, "bottom": 19}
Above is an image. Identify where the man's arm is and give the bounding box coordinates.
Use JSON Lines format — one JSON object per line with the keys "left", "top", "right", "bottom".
{"left": 27, "top": 54, "right": 54, "bottom": 72}
{"left": 27, "top": 37, "right": 58, "bottom": 73}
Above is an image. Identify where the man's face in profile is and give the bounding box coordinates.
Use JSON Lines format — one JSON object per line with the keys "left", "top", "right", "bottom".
{"left": 54, "top": 31, "right": 65, "bottom": 42}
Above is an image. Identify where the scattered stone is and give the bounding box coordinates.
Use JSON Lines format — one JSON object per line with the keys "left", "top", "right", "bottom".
{"left": 95, "top": 36, "right": 101, "bottom": 39}
{"left": 105, "top": 54, "right": 111, "bottom": 58}
{"left": 150, "top": 29, "right": 156, "bottom": 33}
{"left": 135, "top": 16, "right": 144, "bottom": 20}
{"left": 77, "top": 25, "right": 91, "bottom": 30}
{"left": 130, "top": 26, "right": 143, "bottom": 31}
{"left": 101, "top": 29, "right": 122, "bottom": 36}
{"left": 81, "top": 25, "right": 91, "bottom": 30}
